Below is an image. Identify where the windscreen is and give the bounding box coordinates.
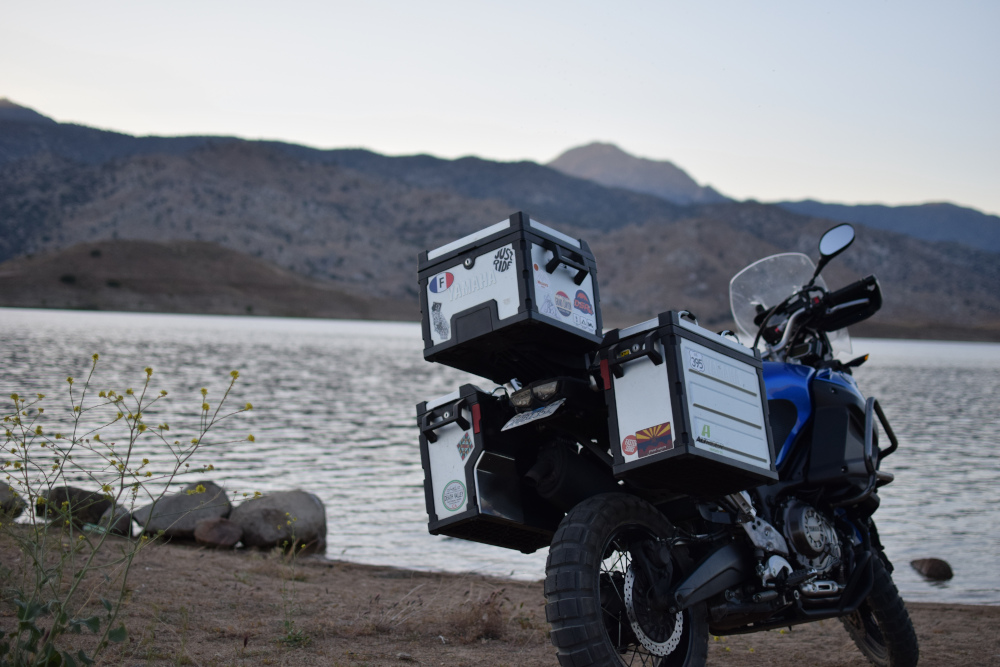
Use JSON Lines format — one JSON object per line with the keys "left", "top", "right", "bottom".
{"left": 729, "top": 253, "right": 851, "bottom": 355}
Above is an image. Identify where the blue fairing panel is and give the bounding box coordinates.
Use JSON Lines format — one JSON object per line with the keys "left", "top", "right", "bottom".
{"left": 762, "top": 362, "right": 815, "bottom": 467}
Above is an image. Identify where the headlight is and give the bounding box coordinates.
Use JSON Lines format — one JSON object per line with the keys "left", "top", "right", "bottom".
{"left": 532, "top": 380, "right": 560, "bottom": 402}
{"left": 511, "top": 388, "right": 534, "bottom": 409}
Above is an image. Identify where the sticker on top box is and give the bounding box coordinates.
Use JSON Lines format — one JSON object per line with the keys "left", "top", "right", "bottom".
{"left": 427, "top": 243, "right": 521, "bottom": 345}
{"left": 529, "top": 244, "right": 596, "bottom": 334}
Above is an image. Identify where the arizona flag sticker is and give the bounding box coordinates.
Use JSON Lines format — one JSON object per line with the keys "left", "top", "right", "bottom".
{"left": 636, "top": 422, "right": 673, "bottom": 458}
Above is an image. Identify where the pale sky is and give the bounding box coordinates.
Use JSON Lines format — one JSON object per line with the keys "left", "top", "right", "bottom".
{"left": 2, "top": 1, "right": 998, "bottom": 215}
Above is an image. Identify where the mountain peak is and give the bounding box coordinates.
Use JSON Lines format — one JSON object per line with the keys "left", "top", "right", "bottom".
{"left": 0, "top": 98, "right": 57, "bottom": 125}
{"left": 547, "top": 142, "right": 728, "bottom": 206}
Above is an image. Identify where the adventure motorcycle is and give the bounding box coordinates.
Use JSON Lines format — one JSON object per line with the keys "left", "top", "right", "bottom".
{"left": 416, "top": 220, "right": 919, "bottom": 666}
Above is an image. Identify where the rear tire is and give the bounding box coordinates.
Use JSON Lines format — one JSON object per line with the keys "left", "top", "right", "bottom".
{"left": 841, "top": 555, "right": 919, "bottom": 667}
{"left": 544, "top": 493, "right": 708, "bottom": 667}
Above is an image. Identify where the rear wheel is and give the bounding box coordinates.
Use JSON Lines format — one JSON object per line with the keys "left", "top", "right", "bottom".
{"left": 545, "top": 493, "right": 708, "bottom": 666}
{"left": 841, "top": 555, "right": 919, "bottom": 667}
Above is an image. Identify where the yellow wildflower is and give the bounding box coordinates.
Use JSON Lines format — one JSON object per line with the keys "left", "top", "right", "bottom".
{"left": 230, "top": 370, "right": 239, "bottom": 379}
{"left": 202, "top": 403, "right": 210, "bottom": 411}
{"left": 66, "top": 377, "right": 73, "bottom": 385}
{"left": 99, "top": 391, "right": 106, "bottom": 398}
{"left": 160, "top": 389, "right": 168, "bottom": 396}
{"left": 145, "top": 367, "right": 153, "bottom": 377}
{"left": 34, "top": 426, "right": 42, "bottom": 435}
{"left": 8, "top": 393, "right": 17, "bottom": 402}
{"left": 126, "top": 388, "right": 133, "bottom": 395}
{"left": 247, "top": 434, "right": 255, "bottom": 442}
{"left": 200, "top": 387, "right": 208, "bottom": 397}
{"left": 36, "top": 393, "right": 44, "bottom": 400}
{"left": 245, "top": 402, "right": 253, "bottom": 411}
{"left": 102, "top": 484, "right": 112, "bottom": 492}
{"left": 142, "top": 458, "right": 149, "bottom": 465}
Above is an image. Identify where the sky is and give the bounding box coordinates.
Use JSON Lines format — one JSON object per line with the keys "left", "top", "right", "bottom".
{"left": 2, "top": 1, "right": 998, "bottom": 215}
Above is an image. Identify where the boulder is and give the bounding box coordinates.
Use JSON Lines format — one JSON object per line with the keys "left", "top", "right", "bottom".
{"left": 1, "top": 481, "right": 27, "bottom": 518}
{"left": 133, "top": 481, "right": 231, "bottom": 539}
{"left": 230, "top": 490, "right": 327, "bottom": 551}
{"left": 194, "top": 517, "right": 243, "bottom": 549}
{"left": 911, "top": 558, "right": 954, "bottom": 581}
{"left": 99, "top": 504, "right": 133, "bottom": 536}
{"left": 37, "top": 486, "right": 112, "bottom": 527}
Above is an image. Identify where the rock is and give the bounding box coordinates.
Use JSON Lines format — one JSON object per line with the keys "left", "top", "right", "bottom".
{"left": 1, "top": 481, "right": 27, "bottom": 518}
{"left": 99, "top": 504, "right": 133, "bottom": 536}
{"left": 194, "top": 517, "right": 243, "bottom": 549}
{"left": 37, "top": 486, "right": 112, "bottom": 527}
{"left": 133, "top": 481, "right": 231, "bottom": 539}
{"left": 911, "top": 558, "right": 954, "bottom": 581}
{"left": 230, "top": 489, "right": 327, "bottom": 552}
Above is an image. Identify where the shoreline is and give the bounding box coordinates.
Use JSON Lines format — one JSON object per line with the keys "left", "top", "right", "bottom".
{"left": 3, "top": 305, "right": 1000, "bottom": 345}
{"left": 3, "top": 537, "right": 998, "bottom": 665}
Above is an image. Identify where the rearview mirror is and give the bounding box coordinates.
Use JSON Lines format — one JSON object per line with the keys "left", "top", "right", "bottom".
{"left": 809, "top": 223, "right": 855, "bottom": 286}
{"left": 819, "top": 223, "right": 855, "bottom": 259}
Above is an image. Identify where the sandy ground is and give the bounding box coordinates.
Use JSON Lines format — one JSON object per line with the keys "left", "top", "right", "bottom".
{"left": 2, "top": 535, "right": 998, "bottom": 666}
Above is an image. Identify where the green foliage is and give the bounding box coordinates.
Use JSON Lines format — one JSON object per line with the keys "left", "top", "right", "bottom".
{"left": 1, "top": 355, "right": 251, "bottom": 665}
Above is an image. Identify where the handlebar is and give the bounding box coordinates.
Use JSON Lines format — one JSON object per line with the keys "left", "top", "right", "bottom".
{"left": 825, "top": 275, "right": 879, "bottom": 309}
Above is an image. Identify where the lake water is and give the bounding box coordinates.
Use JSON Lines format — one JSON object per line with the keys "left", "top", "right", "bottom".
{"left": 1, "top": 309, "right": 997, "bottom": 605}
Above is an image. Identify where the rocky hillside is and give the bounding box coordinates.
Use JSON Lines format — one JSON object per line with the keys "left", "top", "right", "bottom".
{"left": 1, "top": 101, "right": 998, "bottom": 340}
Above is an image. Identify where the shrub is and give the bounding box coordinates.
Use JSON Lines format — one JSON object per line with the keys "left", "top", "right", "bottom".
{"left": 0, "top": 355, "right": 252, "bottom": 665}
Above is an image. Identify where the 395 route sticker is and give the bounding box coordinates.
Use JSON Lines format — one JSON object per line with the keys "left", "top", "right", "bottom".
{"left": 442, "top": 480, "right": 466, "bottom": 511}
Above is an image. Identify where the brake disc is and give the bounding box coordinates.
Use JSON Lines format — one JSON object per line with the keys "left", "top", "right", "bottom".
{"left": 624, "top": 566, "right": 684, "bottom": 656}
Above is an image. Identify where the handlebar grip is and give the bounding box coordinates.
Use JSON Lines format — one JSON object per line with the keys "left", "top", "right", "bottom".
{"left": 826, "top": 275, "right": 880, "bottom": 308}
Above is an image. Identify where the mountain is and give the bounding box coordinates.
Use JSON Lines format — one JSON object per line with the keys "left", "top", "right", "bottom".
{"left": 775, "top": 200, "right": 1000, "bottom": 254}
{"left": 0, "top": 98, "right": 57, "bottom": 125}
{"left": 1, "top": 101, "right": 999, "bottom": 341}
{"left": 547, "top": 142, "right": 729, "bottom": 205}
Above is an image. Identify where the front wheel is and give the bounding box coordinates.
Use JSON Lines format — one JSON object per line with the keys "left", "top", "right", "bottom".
{"left": 544, "top": 493, "right": 708, "bottom": 667}
{"left": 841, "top": 555, "right": 919, "bottom": 667}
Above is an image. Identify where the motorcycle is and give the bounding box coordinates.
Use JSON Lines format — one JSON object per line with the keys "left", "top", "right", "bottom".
{"left": 417, "top": 221, "right": 919, "bottom": 666}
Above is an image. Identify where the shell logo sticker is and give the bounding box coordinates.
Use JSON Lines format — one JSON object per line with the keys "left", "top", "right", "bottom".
{"left": 573, "top": 290, "right": 594, "bottom": 315}
{"left": 622, "top": 435, "right": 638, "bottom": 456}
{"left": 555, "top": 291, "right": 572, "bottom": 317}
{"left": 429, "top": 272, "right": 454, "bottom": 293}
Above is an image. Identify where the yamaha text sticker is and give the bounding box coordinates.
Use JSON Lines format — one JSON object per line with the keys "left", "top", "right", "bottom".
{"left": 426, "top": 244, "right": 520, "bottom": 345}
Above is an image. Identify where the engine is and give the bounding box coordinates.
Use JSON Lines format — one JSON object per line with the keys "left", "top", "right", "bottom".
{"left": 781, "top": 500, "right": 845, "bottom": 599}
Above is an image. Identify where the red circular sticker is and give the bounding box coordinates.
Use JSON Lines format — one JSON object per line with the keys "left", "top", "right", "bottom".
{"left": 622, "top": 435, "right": 638, "bottom": 456}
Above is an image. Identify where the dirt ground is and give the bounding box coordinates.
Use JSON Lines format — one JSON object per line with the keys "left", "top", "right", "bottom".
{"left": 2, "top": 535, "right": 998, "bottom": 666}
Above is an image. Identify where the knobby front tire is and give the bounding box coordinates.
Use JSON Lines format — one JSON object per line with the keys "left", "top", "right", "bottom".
{"left": 544, "top": 493, "right": 708, "bottom": 667}
{"left": 841, "top": 555, "right": 920, "bottom": 667}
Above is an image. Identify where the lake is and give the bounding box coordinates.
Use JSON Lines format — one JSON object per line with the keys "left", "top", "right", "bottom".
{"left": 1, "top": 308, "right": 997, "bottom": 605}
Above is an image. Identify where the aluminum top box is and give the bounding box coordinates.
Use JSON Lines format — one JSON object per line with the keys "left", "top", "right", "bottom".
{"left": 418, "top": 212, "right": 602, "bottom": 385}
